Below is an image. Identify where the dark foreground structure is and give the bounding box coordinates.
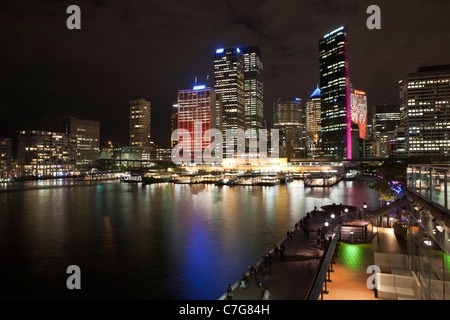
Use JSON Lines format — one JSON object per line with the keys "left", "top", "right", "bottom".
{"left": 222, "top": 165, "right": 450, "bottom": 300}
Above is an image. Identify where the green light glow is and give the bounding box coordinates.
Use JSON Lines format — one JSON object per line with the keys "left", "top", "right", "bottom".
{"left": 339, "top": 243, "right": 371, "bottom": 271}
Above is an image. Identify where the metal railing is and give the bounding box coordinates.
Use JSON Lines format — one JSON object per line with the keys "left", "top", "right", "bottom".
{"left": 305, "top": 224, "right": 342, "bottom": 300}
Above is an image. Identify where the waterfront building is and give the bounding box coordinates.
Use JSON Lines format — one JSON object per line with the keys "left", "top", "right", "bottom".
{"left": 319, "top": 25, "right": 352, "bottom": 159}
{"left": 306, "top": 86, "right": 322, "bottom": 158}
{"left": 372, "top": 104, "right": 401, "bottom": 157}
{"left": 177, "top": 85, "right": 220, "bottom": 162}
{"left": 129, "top": 98, "right": 151, "bottom": 147}
{"left": 273, "top": 98, "right": 306, "bottom": 159}
{"left": 242, "top": 46, "right": 264, "bottom": 132}
{"left": 214, "top": 47, "right": 245, "bottom": 157}
{"left": 17, "top": 130, "right": 76, "bottom": 176}
{"left": 0, "top": 138, "right": 13, "bottom": 178}
{"left": 61, "top": 117, "right": 100, "bottom": 166}
{"left": 400, "top": 64, "right": 450, "bottom": 157}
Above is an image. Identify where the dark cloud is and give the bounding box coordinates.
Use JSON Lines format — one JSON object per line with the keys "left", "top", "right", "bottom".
{"left": 1, "top": 0, "right": 450, "bottom": 147}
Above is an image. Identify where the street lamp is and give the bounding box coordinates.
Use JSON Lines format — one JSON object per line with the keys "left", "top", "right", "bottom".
{"left": 363, "top": 202, "right": 368, "bottom": 219}
{"left": 330, "top": 214, "right": 335, "bottom": 232}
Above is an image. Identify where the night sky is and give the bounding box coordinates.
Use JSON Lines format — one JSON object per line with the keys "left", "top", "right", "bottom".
{"left": 1, "top": 0, "right": 450, "bottom": 148}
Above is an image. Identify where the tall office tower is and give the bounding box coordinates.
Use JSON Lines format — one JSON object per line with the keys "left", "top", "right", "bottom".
{"left": 214, "top": 47, "right": 245, "bottom": 157}
{"left": 242, "top": 46, "right": 264, "bottom": 132}
{"left": 170, "top": 104, "right": 178, "bottom": 148}
{"left": 306, "top": 85, "right": 322, "bottom": 158}
{"left": 17, "top": 130, "right": 76, "bottom": 176}
{"left": 177, "top": 85, "right": 220, "bottom": 162}
{"left": 400, "top": 65, "right": 450, "bottom": 157}
{"left": 61, "top": 117, "right": 100, "bottom": 166}
{"left": 350, "top": 86, "right": 368, "bottom": 139}
{"left": 129, "top": 98, "right": 151, "bottom": 147}
{"left": 372, "top": 104, "right": 400, "bottom": 157}
{"left": 273, "top": 98, "right": 306, "bottom": 159}
{"left": 319, "top": 25, "right": 352, "bottom": 159}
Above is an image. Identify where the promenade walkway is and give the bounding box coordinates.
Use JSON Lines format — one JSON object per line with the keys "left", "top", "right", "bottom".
{"left": 222, "top": 204, "right": 407, "bottom": 300}
{"left": 223, "top": 208, "right": 333, "bottom": 300}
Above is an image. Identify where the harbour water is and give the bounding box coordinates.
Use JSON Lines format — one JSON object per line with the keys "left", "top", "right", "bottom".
{"left": 0, "top": 178, "right": 379, "bottom": 299}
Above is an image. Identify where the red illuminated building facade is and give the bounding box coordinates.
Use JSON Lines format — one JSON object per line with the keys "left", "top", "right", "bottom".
{"left": 177, "top": 86, "right": 221, "bottom": 160}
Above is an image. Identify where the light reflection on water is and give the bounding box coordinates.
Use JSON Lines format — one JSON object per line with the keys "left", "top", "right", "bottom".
{"left": 0, "top": 179, "right": 378, "bottom": 299}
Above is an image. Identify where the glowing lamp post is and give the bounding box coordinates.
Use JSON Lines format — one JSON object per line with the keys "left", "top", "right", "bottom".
{"left": 363, "top": 202, "right": 367, "bottom": 219}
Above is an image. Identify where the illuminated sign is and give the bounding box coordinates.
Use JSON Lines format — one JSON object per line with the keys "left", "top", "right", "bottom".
{"left": 350, "top": 90, "right": 368, "bottom": 139}
{"left": 193, "top": 85, "right": 206, "bottom": 90}
{"left": 216, "top": 48, "right": 224, "bottom": 54}
{"left": 236, "top": 48, "right": 241, "bottom": 53}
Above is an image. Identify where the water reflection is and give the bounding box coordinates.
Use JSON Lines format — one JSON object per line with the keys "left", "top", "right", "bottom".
{"left": 0, "top": 179, "right": 379, "bottom": 299}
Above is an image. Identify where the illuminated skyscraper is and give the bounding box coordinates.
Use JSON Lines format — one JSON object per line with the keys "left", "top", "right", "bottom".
{"left": 400, "top": 64, "right": 450, "bottom": 156}
{"left": 214, "top": 47, "right": 245, "bottom": 156}
{"left": 177, "top": 86, "right": 220, "bottom": 161}
{"left": 319, "top": 25, "right": 352, "bottom": 159}
{"left": 273, "top": 98, "right": 306, "bottom": 159}
{"left": 129, "top": 98, "right": 151, "bottom": 147}
{"left": 242, "top": 46, "right": 264, "bottom": 131}
{"left": 306, "top": 85, "right": 321, "bottom": 158}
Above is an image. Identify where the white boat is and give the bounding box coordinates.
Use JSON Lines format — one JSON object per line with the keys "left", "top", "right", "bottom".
{"left": 120, "top": 174, "right": 142, "bottom": 183}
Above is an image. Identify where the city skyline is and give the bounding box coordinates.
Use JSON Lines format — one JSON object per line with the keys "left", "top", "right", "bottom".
{"left": 1, "top": 1, "right": 450, "bottom": 149}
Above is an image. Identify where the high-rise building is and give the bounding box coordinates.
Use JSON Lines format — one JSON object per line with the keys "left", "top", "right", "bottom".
{"left": 400, "top": 65, "right": 450, "bottom": 157}
{"left": 129, "top": 98, "right": 151, "bottom": 147}
{"left": 273, "top": 98, "right": 306, "bottom": 159}
{"left": 372, "top": 104, "right": 400, "bottom": 157}
{"left": 177, "top": 85, "right": 220, "bottom": 162}
{"left": 17, "top": 130, "right": 76, "bottom": 176}
{"left": 306, "top": 85, "right": 321, "bottom": 158}
{"left": 170, "top": 104, "right": 178, "bottom": 148}
{"left": 319, "top": 25, "right": 352, "bottom": 159}
{"left": 214, "top": 47, "right": 245, "bottom": 156}
{"left": 61, "top": 117, "right": 100, "bottom": 166}
{"left": 242, "top": 46, "right": 264, "bottom": 132}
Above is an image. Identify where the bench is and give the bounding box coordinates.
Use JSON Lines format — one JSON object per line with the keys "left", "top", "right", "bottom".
{"left": 374, "top": 252, "right": 409, "bottom": 273}
{"left": 376, "top": 272, "right": 421, "bottom": 300}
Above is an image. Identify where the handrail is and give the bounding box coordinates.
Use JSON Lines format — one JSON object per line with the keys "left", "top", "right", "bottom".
{"left": 367, "top": 196, "right": 407, "bottom": 222}
{"left": 305, "top": 224, "right": 342, "bottom": 300}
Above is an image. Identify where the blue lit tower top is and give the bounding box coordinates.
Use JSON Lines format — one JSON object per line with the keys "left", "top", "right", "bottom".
{"left": 310, "top": 85, "right": 321, "bottom": 98}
